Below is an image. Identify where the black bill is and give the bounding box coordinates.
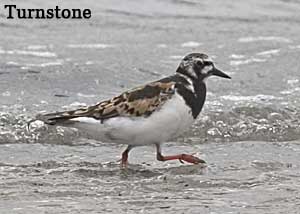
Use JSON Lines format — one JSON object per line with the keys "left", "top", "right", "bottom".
{"left": 212, "top": 67, "right": 231, "bottom": 79}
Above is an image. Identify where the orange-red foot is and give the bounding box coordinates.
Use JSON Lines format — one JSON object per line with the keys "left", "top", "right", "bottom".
{"left": 157, "top": 153, "right": 205, "bottom": 164}
{"left": 155, "top": 144, "right": 205, "bottom": 165}
{"left": 179, "top": 154, "right": 206, "bottom": 164}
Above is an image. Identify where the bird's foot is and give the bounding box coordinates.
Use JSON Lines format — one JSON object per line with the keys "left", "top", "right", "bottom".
{"left": 157, "top": 153, "right": 205, "bottom": 164}
{"left": 178, "top": 154, "right": 206, "bottom": 164}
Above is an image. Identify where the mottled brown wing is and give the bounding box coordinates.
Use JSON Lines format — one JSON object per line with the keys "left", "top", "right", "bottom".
{"left": 40, "top": 80, "right": 176, "bottom": 124}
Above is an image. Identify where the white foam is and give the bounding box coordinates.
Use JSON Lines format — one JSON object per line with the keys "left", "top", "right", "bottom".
{"left": 2, "top": 91, "right": 11, "bottom": 97}
{"left": 0, "top": 49, "right": 56, "bottom": 58}
{"left": 221, "top": 94, "right": 282, "bottom": 102}
{"left": 230, "top": 58, "right": 267, "bottom": 66}
{"left": 280, "top": 79, "right": 300, "bottom": 94}
{"left": 77, "top": 93, "right": 96, "bottom": 98}
{"left": 256, "top": 49, "right": 280, "bottom": 56}
{"left": 289, "top": 45, "right": 300, "bottom": 49}
{"left": 238, "top": 36, "right": 291, "bottom": 43}
{"left": 95, "top": 79, "right": 100, "bottom": 85}
{"left": 169, "top": 55, "right": 183, "bottom": 59}
{"left": 27, "top": 45, "right": 48, "bottom": 50}
{"left": 67, "top": 44, "right": 113, "bottom": 49}
{"left": 25, "top": 60, "right": 63, "bottom": 67}
{"left": 229, "top": 54, "right": 245, "bottom": 59}
{"left": 287, "top": 79, "right": 299, "bottom": 85}
{"left": 157, "top": 44, "right": 167, "bottom": 48}
{"left": 6, "top": 61, "right": 19, "bottom": 65}
{"left": 16, "top": 50, "right": 56, "bottom": 57}
{"left": 85, "top": 61, "right": 94, "bottom": 65}
{"left": 30, "top": 120, "right": 45, "bottom": 129}
{"left": 181, "top": 41, "right": 202, "bottom": 48}
{"left": 206, "top": 100, "right": 224, "bottom": 106}
{"left": 280, "top": 87, "right": 300, "bottom": 95}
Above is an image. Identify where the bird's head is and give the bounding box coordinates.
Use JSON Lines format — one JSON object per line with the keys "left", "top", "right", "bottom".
{"left": 176, "top": 53, "right": 231, "bottom": 81}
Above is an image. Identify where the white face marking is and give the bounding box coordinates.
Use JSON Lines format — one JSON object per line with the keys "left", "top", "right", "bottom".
{"left": 187, "top": 67, "right": 197, "bottom": 79}
{"left": 180, "top": 55, "right": 214, "bottom": 78}
{"left": 201, "top": 65, "right": 213, "bottom": 75}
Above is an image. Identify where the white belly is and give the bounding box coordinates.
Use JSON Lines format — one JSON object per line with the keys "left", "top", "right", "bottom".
{"left": 69, "top": 93, "right": 195, "bottom": 146}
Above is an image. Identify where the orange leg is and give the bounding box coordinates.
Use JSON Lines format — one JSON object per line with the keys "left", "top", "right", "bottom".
{"left": 121, "top": 145, "right": 133, "bottom": 168}
{"left": 155, "top": 144, "right": 205, "bottom": 164}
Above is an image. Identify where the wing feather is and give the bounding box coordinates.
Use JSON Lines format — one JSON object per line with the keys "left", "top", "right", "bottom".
{"left": 37, "top": 79, "right": 176, "bottom": 125}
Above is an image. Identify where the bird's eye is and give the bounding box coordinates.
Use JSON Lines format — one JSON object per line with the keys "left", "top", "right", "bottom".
{"left": 204, "top": 61, "right": 212, "bottom": 66}
{"left": 196, "top": 61, "right": 203, "bottom": 66}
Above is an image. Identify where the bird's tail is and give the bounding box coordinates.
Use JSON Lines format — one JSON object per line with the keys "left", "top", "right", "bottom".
{"left": 27, "top": 110, "right": 82, "bottom": 131}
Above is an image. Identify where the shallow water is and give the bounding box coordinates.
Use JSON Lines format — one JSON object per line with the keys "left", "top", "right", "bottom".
{"left": 1, "top": 0, "right": 300, "bottom": 213}
{"left": 0, "top": 141, "right": 300, "bottom": 213}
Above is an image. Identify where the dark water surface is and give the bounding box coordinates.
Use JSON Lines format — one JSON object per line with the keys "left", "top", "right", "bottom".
{"left": 1, "top": 0, "right": 300, "bottom": 213}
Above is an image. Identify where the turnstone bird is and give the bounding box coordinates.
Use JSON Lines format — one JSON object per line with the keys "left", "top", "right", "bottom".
{"left": 29, "top": 53, "right": 231, "bottom": 167}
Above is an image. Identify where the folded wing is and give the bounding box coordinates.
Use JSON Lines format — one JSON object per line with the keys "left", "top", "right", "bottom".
{"left": 35, "top": 80, "right": 176, "bottom": 125}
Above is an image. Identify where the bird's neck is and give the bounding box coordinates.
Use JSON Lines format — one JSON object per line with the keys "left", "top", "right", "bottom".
{"left": 174, "top": 71, "right": 206, "bottom": 119}
{"left": 176, "top": 66, "right": 196, "bottom": 80}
